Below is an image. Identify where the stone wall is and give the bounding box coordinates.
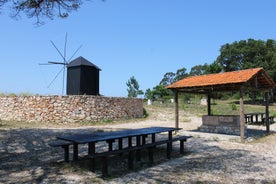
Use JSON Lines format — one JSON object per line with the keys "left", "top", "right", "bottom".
{"left": 0, "top": 96, "right": 143, "bottom": 123}
{"left": 200, "top": 115, "right": 246, "bottom": 135}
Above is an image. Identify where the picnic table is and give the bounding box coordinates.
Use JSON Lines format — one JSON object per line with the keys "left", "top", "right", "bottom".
{"left": 56, "top": 126, "right": 181, "bottom": 161}
{"left": 244, "top": 112, "right": 265, "bottom": 124}
{"left": 54, "top": 126, "right": 192, "bottom": 176}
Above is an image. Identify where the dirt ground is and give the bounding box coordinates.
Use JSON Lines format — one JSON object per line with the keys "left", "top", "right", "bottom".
{"left": 0, "top": 105, "right": 276, "bottom": 184}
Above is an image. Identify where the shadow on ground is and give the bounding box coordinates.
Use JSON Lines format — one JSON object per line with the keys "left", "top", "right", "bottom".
{"left": 0, "top": 128, "right": 275, "bottom": 183}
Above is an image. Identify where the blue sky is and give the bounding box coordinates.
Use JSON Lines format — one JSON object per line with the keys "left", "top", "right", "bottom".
{"left": 0, "top": 0, "right": 276, "bottom": 97}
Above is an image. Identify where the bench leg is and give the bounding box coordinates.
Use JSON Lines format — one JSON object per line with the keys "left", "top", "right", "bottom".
{"left": 62, "top": 145, "right": 69, "bottom": 162}
{"left": 91, "top": 158, "right": 96, "bottom": 172}
{"left": 180, "top": 139, "right": 186, "bottom": 154}
{"left": 148, "top": 147, "right": 154, "bottom": 163}
{"left": 166, "top": 143, "right": 171, "bottom": 159}
{"left": 128, "top": 151, "right": 134, "bottom": 169}
{"left": 118, "top": 138, "right": 123, "bottom": 157}
{"left": 102, "top": 156, "right": 108, "bottom": 177}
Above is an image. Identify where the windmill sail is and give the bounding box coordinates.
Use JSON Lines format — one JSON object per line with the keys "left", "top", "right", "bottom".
{"left": 39, "top": 33, "right": 82, "bottom": 95}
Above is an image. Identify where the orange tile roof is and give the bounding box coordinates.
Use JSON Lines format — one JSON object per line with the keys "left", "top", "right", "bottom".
{"left": 167, "top": 68, "right": 275, "bottom": 90}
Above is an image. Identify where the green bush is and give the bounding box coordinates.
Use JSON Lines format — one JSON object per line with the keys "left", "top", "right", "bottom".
{"left": 143, "top": 108, "right": 149, "bottom": 118}
{"left": 230, "top": 103, "right": 237, "bottom": 110}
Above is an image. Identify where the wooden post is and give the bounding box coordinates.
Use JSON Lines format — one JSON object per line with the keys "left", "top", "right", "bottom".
{"left": 239, "top": 88, "right": 245, "bottom": 143}
{"left": 175, "top": 91, "right": 179, "bottom": 129}
{"left": 265, "top": 92, "right": 270, "bottom": 133}
{"left": 207, "top": 94, "right": 211, "bottom": 115}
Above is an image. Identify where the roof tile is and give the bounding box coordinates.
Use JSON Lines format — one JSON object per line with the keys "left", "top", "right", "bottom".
{"left": 167, "top": 68, "right": 273, "bottom": 89}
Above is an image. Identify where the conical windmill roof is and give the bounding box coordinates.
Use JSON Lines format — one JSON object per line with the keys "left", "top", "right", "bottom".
{"left": 68, "top": 56, "right": 101, "bottom": 70}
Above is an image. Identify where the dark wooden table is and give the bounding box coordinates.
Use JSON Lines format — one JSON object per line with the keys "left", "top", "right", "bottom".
{"left": 57, "top": 126, "right": 181, "bottom": 161}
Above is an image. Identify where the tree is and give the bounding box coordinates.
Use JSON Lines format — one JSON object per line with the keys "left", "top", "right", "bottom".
{"left": 174, "top": 67, "right": 189, "bottom": 82}
{"left": 189, "top": 63, "right": 209, "bottom": 76}
{"left": 159, "top": 72, "right": 176, "bottom": 86}
{"left": 144, "top": 88, "right": 154, "bottom": 100}
{"left": 206, "top": 61, "right": 223, "bottom": 74}
{"left": 216, "top": 39, "right": 276, "bottom": 74}
{"left": 126, "top": 76, "right": 144, "bottom": 98}
{"left": 144, "top": 85, "right": 172, "bottom": 100}
{"left": 216, "top": 41, "right": 245, "bottom": 71}
{"left": 215, "top": 38, "right": 276, "bottom": 102}
{"left": 0, "top": 0, "right": 103, "bottom": 24}
{"left": 151, "top": 85, "right": 171, "bottom": 99}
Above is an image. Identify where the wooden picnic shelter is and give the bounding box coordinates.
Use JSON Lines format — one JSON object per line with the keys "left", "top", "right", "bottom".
{"left": 166, "top": 68, "right": 276, "bottom": 142}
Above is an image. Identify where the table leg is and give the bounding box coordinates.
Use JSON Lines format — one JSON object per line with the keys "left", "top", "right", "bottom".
{"left": 127, "top": 136, "right": 133, "bottom": 167}
{"left": 88, "top": 142, "right": 95, "bottom": 155}
{"left": 151, "top": 133, "right": 156, "bottom": 143}
{"left": 62, "top": 145, "right": 69, "bottom": 162}
{"left": 250, "top": 115, "right": 253, "bottom": 123}
{"left": 107, "top": 139, "right": 114, "bottom": 151}
{"left": 261, "top": 114, "right": 264, "bottom": 123}
{"left": 136, "top": 135, "right": 141, "bottom": 161}
{"left": 128, "top": 137, "right": 132, "bottom": 147}
{"left": 118, "top": 138, "right": 123, "bottom": 157}
{"left": 255, "top": 114, "right": 258, "bottom": 123}
{"left": 118, "top": 138, "right": 123, "bottom": 150}
{"left": 168, "top": 131, "right": 173, "bottom": 152}
{"left": 73, "top": 143, "right": 78, "bottom": 161}
{"left": 142, "top": 135, "right": 147, "bottom": 145}
{"left": 88, "top": 142, "right": 96, "bottom": 171}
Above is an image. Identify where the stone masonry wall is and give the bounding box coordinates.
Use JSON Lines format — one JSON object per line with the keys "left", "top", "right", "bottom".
{"left": 200, "top": 115, "right": 246, "bottom": 135}
{"left": 0, "top": 96, "right": 143, "bottom": 123}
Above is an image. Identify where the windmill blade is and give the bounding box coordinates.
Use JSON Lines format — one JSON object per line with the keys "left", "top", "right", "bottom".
{"left": 48, "top": 61, "right": 67, "bottom": 65}
{"left": 50, "top": 40, "right": 66, "bottom": 62}
{"left": 64, "top": 33, "right": 67, "bottom": 63}
{"left": 39, "top": 63, "right": 53, "bottom": 65}
{"left": 62, "top": 64, "right": 66, "bottom": 95}
{"left": 68, "top": 45, "right": 83, "bottom": 62}
{"left": 47, "top": 67, "right": 64, "bottom": 88}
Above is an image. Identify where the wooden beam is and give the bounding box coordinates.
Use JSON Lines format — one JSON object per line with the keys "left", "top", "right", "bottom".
{"left": 207, "top": 94, "right": 211, "bottom": 115}
{"left": 174, "top": 91, "right": 179, "bottom": 129}
{"left": 265, "top": 92, "right": 270, "bottom": 133}
{"left": 262, "top": 72, "right": 275, "bottom": 86}
{"left": 239, "top": 88, "right": 245, "bottom": 143}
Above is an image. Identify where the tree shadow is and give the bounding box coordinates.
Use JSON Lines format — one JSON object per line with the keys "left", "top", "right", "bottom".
{"left": 118, "top": 138, "right": 276, "bottom": 183}
{"left": 188, "top": 126, "right": 276, "bottom": 140}
{"left": 0, "top": 128, "right": 102, "bottom": 183}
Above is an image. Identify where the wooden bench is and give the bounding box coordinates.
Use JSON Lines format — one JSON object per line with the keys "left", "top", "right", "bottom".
{"left": 89, "top": 135, "right": 192, "bottom": 177}
{"left": 49, "top": 140, "right": 73, "bottom": 162}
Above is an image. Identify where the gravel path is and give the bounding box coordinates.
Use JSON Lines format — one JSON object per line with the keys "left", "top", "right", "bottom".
{"left": 0, "top": 105, "right": 276, "bottom": 184}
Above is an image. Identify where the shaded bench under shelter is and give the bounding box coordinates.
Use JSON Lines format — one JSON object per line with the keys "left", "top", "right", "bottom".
{"left": 166, "top": 68, "right": 276, "bottom": 142}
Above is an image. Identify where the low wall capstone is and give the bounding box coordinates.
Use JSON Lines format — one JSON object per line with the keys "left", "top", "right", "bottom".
{"left": 0, "top": 96, "right": 143, "bottom": 123}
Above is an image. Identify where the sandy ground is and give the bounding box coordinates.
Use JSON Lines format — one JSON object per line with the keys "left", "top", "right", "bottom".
{"left": 0, "top": 105, "right": 276, "bottom": 184}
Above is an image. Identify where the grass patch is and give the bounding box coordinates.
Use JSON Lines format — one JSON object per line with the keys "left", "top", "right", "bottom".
{"left": 180, "top": 117, "right": 191, "bottom": 123}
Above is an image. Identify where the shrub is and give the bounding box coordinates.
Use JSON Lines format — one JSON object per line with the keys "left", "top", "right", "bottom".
{"left": 231, "top": 103, "right": 237, "bottom": 110}
{"left": 143, "top": 108, "right": 149, "bottom": 118}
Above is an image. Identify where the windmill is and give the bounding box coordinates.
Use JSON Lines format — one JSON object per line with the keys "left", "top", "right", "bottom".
{"left": 39, "top": 33, "right": 82, "bottom": 95}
